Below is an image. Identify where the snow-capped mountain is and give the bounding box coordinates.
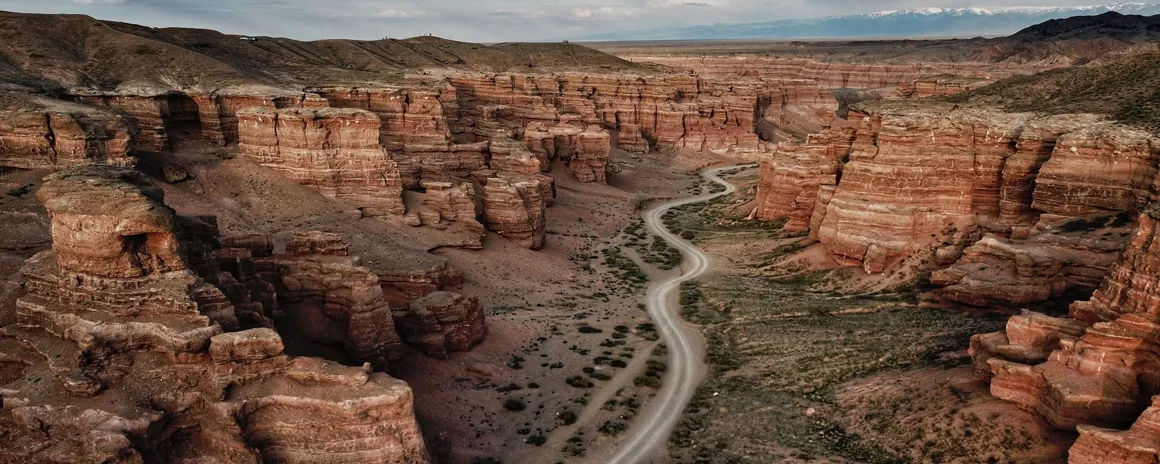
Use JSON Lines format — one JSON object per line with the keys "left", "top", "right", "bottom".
{"left": 575, "top": 3, "right": 1160, "bottom": 41}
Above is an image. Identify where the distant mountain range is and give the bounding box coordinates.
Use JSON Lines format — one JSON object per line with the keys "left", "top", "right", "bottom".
{"left": 576, "top": 3, "right": 1160, "bottom": 41}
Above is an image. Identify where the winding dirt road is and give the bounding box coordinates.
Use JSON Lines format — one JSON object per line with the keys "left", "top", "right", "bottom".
{"left": 602, "top": 164, "right": 753, "bottom": 464}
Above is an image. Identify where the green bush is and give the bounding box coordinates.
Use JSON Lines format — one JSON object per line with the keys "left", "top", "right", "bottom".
{"left": 503, "top": 398, "right": 527, "bottom": 411}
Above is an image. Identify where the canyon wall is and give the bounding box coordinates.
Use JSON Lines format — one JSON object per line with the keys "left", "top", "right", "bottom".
{"left": 970, "top": 209, "right": 1160, "bottom": 463}
{"left": 237, "top": 107, "right": 407, "bottom": 216}
{"left": 0, "top": 105, "right": 134, "bottom": 170}
{"left": 0, "top": 165, "right": 430, "bottom": 462}
{"left": 624, "top": 56, "right": 1057, "bottom": 89}
{"left": 755, "top": 102, "right": 1159, "bottom": 308}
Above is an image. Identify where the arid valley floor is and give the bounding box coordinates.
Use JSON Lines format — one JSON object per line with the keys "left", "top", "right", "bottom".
{"left": 3, "top": 9, "right": 1160, "bottom": 464}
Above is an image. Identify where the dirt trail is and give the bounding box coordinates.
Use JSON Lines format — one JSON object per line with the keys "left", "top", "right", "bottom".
{"left": 596, "top": 164, "right": 753, "bottom": 464}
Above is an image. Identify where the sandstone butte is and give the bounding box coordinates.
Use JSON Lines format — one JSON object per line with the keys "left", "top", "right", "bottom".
{"left": 0, "top": 165, "right": 470, "bottom": 462}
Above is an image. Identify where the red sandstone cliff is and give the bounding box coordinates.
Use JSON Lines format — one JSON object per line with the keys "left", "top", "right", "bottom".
{"left": 969, "top": 209, "right": 1160, "bottom": 462}
{"left": 237, "top": 107, "right": 406, "bottom": 216}
{"left": 0, "top": 102, "right": 134, "bottom": 170}
{"left": 757, "top": 102, "right": 1158, "bottom": 285}
{"left": 0, "top": 166, "right": 429, "bottom": 462}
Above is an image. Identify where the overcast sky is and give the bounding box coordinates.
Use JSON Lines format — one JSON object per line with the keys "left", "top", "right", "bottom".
{"left": 0, "top": 0, "right": 1125, "bottom": 42}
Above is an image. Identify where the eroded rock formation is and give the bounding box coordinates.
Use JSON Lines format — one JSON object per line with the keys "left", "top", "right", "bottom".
{"left": 237, "top": 107, "right": 406, "bottom": 216}
{"left": 0, "top": 165, "right": 429, "bottom": 463}
{"left": 753, "top": 128, "right": 854, "bottom": 230}
{"left": 393, "top": 291, "right": 487, "bottom": 359}
{"left": 480, "top": 173, "right": 548, "bottom": 250}
{"left": 757, "top": 102, "right": 1158, "bottom": 283}
{"left": 630, "top": 56, "right": 1052, "bottom": 88}
{"left": 970, "top": 209, "right": 1160, "bottom": 459}
{"left": 0, "top": 104, "right": 134, "bottom": 170}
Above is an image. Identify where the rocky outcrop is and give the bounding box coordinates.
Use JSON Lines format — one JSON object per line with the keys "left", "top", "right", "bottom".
{"left": 449, "top": 72, "right": 831, "bottom": 158}
{"left": 312, "top": 85, "right": 494, "bottom": 189}
{"left": 752, "top": 128, "right": 854, "bottom": 230}
{"left": 376, "top": 261, "right": 465, "bottom": 308}
{"left": 563, "top": 126, "right": 611, "bottom": 183}
{"left": 931, "top": 216, "right": 1133, "bottom": 308}
{"left": 481, "top": 174, "right": 547, "bottom": 249}
{"left": 810, "top": 105, "right": 1032, "bottom": 272}
{"left": 0, "top": 106, "right": 134, "bottom": 170}
{"left": 0, "top": 166, "right": 429, "bottom": 463}
{"left": 259, "top": 231, "right": 403, "bottom": 368}
{"left": 630, "top": 56, "right": 1052, "bottom": 89}
{"left": 1070, "top": 397, "right": 1160, "bottom": 464}
{"left": 897, "top": 77, "right": 992, "bottom": 99}
{"left": 971, "top": 211, "right": 1160, "bottom": 441}
{"left": 393, "top": 291, "right": 487, "bottom": 359}
{"left": 757, "top": 101, "right": 1158, "bottom": 276}
{"left": 73, "top": 94, "right": 171, "bottom": 152}
{"left": 237, "top": 107, "right": 405, "bottom": 216}
{"left": 419, "top": 181, "right": 486, "bottom": 238}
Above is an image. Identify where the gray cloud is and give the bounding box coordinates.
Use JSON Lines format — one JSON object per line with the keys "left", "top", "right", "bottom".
{"left": 0, "top": 0, "right": 1130, "bottom": 41}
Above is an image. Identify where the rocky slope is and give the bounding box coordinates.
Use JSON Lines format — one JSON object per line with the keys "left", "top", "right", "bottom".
{"left": 0, "top": 165, "right": 432, "bottom": 462}
{"left": 969, "top": 208, "right": 1160, "bottom": 463}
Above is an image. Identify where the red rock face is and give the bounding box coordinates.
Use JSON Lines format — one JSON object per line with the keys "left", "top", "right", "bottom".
{"left": 259, "top": 231, "right": 403, "bottom": 368}
{"left": 73, "top": 94, "right": 171, "bottom": 152}
{"left": 237, "top": 107, "right": 405, "bottom": 216}
{"left": 1070, "top": 397, "right": 1160, "bottom": 464}
{"left": 376, "top": 261, "right": 465, "bottom": 308}
{"left": 448, "top": 72, "right": 830, "bottom": 162}
{"left": 753, "top": 128, "right": 855, "bottom": 230}
{"left": 811, "top": 106, "right": 1027, "bottom": 273}
{"left": 631, "top": 56, "right": 1054, "bottom": 89}
{"left": 759, "top": 102, "right": 1158, "bottom": 277}
{"left": 36, "top": 165, "right": 182, "bottom": 278}
{"left": 0, "top": 108, "right": 134, "bottom": 170}
{"left": 1032, "top": 124, "right": 1160, "bottom": 217}
{"left": 481, "top": 174, "right": 547, "bottom": 250}
{"left": 421, "top": 181, "right": 485, "bottom": 237}
{"left": 1, "top": 166, "right": 429, "bottom": 463}
{"left": 971, "top": 212, "right": 1160, "bottom": 447}
{"left": 393, "top": 291, "right": 487, "bottom": 359}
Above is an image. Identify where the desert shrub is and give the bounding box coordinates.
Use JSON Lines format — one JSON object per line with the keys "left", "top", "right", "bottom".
{"left": 503, "top": 398, "right": 526, "bottom": 411}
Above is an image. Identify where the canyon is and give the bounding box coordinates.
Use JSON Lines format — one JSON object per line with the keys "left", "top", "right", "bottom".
{"left": 2, "top": 8, "right": 1160, "bottom": 464}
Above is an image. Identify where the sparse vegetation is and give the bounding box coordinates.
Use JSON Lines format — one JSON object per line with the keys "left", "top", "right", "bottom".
{"left": 503, "top": 398, "right": 526, "bottom": 411}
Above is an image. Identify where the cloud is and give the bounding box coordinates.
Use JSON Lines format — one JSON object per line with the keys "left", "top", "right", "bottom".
{"left": 72, "top": 0, "right": 131, "bottom": 4}
{"left": 569, "top": 6, "right": 638, "bottom": 19}
{"left": 646, "top": 0, "right": 725, "bottom": 7}
{"left": 373, "top": 8, "right": 432, "bottom": 18}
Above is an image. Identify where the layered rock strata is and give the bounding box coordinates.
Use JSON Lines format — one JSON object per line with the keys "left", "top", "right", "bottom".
{"left": 970, "top": 210, "right": 1160, "bottom": 454}
{"left": 448, "top": 72, "right": 828, "bottom": 156}
{"left": 0, "top": 105, "right": 134, "bottom": 170}
{"left": 393, "top": 291, "right": 487, "bottom": 359}
{"left": 481, "top": 174, "right": 548, "bottom": 250}
{"left": 931, "top": 217, "right": 1133, "bottom": 308}
{"left": 753, "top": 128, "right": 855, "bottom": 230}
{"left": 237, "top": 107, "right": 405, "bottom": 216}
{"left": 0, "top": 165, "right": 429, "bottom": 463}
{"left": 258, "top": 231, "right": 404, "bottom": 368}
{"left": 1070, "top": 397, "right": 1160, "bottom": 464}
{"left": 628, "top": 56, "right": 1054, "bottom": 88}
{"left": 758, "top": 102, "right": 1159, "bottom": 280}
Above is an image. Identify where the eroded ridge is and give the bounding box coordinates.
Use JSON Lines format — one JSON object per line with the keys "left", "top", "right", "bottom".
{"left": 0, "top": 165, "right": 437, "bottom": 463}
